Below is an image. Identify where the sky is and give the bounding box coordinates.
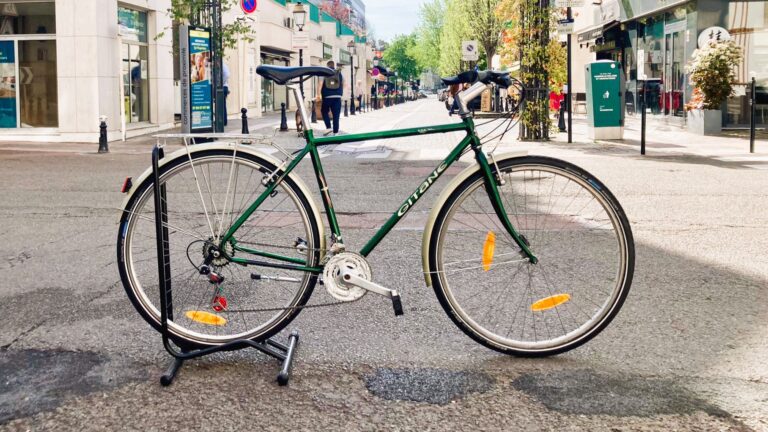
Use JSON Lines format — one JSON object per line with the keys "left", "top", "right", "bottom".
{"left": 364, "top": 0, "right": 425, "bottom": 42}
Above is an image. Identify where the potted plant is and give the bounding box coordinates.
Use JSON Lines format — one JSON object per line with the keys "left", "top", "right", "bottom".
{"left": 684, "top": 40, "right": 743, "bottom": 135}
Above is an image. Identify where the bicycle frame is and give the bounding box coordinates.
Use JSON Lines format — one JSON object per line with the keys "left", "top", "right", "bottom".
{"left": 218, "top": 83, "right": 536, "bottom": 274}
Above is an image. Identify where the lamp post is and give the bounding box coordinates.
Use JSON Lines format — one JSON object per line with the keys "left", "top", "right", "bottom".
{"left": 372, "top": 57, "right": 379, "bottom": 109}
{"left": 293, "top": 1, "right": 307, "bottom": 99}
{"left": 347, "top": 39, "right": 356, "bottom": 116}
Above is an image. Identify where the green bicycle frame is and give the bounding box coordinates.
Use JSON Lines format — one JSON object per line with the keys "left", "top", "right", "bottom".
{"left": 219, "top": 116, "right": 537, "bottom": 273}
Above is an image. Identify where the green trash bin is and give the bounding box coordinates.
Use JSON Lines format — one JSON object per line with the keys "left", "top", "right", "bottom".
{"left": 585, "top": 60, "right": 625, "bottom": 140}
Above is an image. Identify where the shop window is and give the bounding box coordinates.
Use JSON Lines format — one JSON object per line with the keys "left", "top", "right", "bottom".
{"left": 19, "top": 39, "right": 57, "bottom": 127}
{"left": 0, "top": 2, "right": 55, "bottom": 35}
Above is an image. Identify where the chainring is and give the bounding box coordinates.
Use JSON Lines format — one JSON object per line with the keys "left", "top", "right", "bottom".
{"left": 322, "top": 252, "right": 371, "bottom": 302}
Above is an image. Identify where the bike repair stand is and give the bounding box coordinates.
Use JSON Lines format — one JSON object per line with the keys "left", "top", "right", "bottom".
{"left": 151, "top": 144, "right": 300, "bottom": 387}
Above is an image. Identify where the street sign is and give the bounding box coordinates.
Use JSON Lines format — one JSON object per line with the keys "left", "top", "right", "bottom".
{"left": 292, "top": 32, "right": 309, "bottom": 50}
{"left": 557, "top": 18, "right": 574, "bottom": 34}
{"left": 698, "top": 26, "right": 730, "bottom": 48}
{"left": 240, "top": 0, "right": 257, "bottom": 14}
{"left": 555, "top": 0, "right": 584, "bottom": 7}
{"left": 461, "top": 40, "right": 479, "bottom": 62}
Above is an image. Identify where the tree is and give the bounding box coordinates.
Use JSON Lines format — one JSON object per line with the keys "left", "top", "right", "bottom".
{"left": 164, "top": 0, "right": 255, "bottom": 50}
{"left": 414, "top": 0, "right": 445, "bottom": 72}
{"left": 438, "top": 0, "right": 471, "bottom": 76}
{"left": 382, "top": 34, "right": 423, "bottom": 82}
{"left": 460, "top": 0, "right": 504, "bottom": 68}
{"left": 516, "top": 0, "right": 552, "bottom": 140}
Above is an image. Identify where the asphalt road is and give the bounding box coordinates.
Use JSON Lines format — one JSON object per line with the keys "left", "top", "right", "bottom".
{"left": 0, "top": 99, "right": 766, "bottom": 431}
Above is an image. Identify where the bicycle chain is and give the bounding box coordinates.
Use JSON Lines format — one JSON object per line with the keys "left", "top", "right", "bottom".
{"left": 225, "top": 293, "right": 365, "bottom": 313}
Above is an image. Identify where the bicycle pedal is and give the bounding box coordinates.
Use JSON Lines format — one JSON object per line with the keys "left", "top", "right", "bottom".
{"left": 391, "top": 292, "right": 403, "bottom": 316}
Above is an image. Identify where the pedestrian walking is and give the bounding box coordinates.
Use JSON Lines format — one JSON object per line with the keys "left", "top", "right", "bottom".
{"left": 448, "top": 84, "right": 461, "bottom": 116}
{"left": 222, "top": 63, "right": 230, "bottom": 126}
{"left": 318, "top": 60, "right": 343, "bottom": 136}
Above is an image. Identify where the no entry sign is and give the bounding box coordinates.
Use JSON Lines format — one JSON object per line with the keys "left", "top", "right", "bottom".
{"left": 241, "top": 0, "right": 257, "bottom": 14}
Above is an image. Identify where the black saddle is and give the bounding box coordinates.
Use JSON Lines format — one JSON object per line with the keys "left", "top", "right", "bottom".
{"left": 256, "top": 65, "right": 335, "bottom": 85}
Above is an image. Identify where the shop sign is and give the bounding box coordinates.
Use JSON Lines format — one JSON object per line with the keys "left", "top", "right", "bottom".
{"left": 461, "top": 41, "right": 479, "bottom": 61}
{"left": 118, "top": 7, "right": 148, "bottom": 43}
{"left": 555, "top": 0, "right": 584, "bottom": 7}
{"left": 339, "top": 49, "right": 351, "bottom": 65}
{"left": 590, "top": 40, "right": 616, "bottom": 52}
{"left": 179, "top": 25, "right": 214, "bottom": 133}
{"left": 698, "top": 26, "right": 730, "bottom": 48}
{"left": 0, "top": 40, "right": 16, "bottom": 128}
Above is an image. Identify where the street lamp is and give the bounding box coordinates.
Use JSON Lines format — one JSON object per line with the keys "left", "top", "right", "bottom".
{"left": 293, "top": 1, "right": 307, "bottom": 98}
{"left": 347, "top": 39, "right": 356, "bottom": 115}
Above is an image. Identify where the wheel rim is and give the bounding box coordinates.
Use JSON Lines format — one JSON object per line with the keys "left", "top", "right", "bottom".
{"left": 435, "top": 163, "right": 629, "bottom": 352}
{"left": 121, "top": 154, "right": 316, "bottom": 344}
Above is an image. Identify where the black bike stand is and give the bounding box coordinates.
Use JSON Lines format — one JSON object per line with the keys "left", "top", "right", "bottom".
{"left": 151, "top": 144, "right": 300, "bottom": 387}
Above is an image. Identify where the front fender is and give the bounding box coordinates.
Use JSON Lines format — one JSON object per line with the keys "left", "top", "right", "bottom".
{"left": 421, "top": 151, "right": 527, "bottom": 287}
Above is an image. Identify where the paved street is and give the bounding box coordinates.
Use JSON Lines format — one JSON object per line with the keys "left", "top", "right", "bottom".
{"left": 1, "top": 98, "right": 767, "bottom": 431}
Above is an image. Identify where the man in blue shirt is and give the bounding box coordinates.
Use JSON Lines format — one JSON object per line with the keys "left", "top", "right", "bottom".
{"left": 318, "top": 60, "right": 343, "bottom": 136}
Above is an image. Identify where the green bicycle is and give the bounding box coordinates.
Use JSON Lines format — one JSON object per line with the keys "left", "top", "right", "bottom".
{"left": 117, "top": 66, "right": 634, "bottom": 357}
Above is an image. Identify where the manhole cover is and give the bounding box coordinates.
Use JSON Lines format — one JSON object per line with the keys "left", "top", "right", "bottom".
{"left": 364, "top": 367, "right": 494, "bottom": 405}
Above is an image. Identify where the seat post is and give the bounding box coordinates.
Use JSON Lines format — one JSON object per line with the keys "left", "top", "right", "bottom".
{"left": 288, "top": 84, "right": 311, "bottom": 134}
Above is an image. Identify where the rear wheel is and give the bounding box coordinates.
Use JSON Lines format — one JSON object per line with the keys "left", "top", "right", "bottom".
{"left": 117, "top": 149, "right": 321, "bottom": 349}
{"left": 429, "top": 156, "right": 634, "bottom": 356}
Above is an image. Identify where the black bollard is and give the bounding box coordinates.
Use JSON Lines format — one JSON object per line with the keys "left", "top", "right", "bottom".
{"left": 358, "top": 95, "right": 362, "bottom": 114}
{"left": 241, "top": 108, "right": 249, "bottom": 134}
{"left": 750, "top": 76, "right": 756, "bottom": 154}
{"left": 640, "top": 81, "right": 646, "bottom": 155}
{"left": 98, "top": 116, "right": 109, "bottom": 153}
{"left": 344, "top": 100, "right": 348, "bottom": 117}
{"left": 558, "top": 101, "right": 566, "bottom": 132}
{"left": 311, "top": 100, "right": 317, "bottom": 123}
{"left": 279, "top": 103, "right": 288, "bottom": 132}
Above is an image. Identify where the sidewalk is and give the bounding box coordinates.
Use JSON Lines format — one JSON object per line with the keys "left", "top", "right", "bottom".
{"left": 551, "top": 114, "right": 768, "bottom": 159}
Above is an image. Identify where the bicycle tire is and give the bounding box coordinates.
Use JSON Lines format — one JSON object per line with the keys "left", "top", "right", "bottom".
{"left": 117, "top": 149, "right": 321, "bottom": 349}
{"left": 428, "top": 156, "right": 634, "bottom": 356}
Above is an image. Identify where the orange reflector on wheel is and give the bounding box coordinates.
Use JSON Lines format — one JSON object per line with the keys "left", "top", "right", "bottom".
{"left": 185, "top": 310, "right": 227, "bottom": 326}
{"left": 482, "top": 231, "right": 496, "bottom": 271}
{"left": 531, "top": 294, "right": 571, "bottom": 312}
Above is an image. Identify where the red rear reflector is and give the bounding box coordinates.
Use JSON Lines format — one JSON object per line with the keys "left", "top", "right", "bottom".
{"left": 121, "top": 177, "right": 132, "bottom": 193}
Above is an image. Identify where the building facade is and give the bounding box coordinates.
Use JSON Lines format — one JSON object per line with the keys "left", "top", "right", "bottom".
{"left": 0, "top": 0, "right": 370, "bottom": 143}
{"left": 572, "top": 0, "right": 768, "bottom": 128}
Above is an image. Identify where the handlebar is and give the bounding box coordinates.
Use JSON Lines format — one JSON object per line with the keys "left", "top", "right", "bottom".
{"left": 441, "top": 70, "right": 515, "bottom": 89}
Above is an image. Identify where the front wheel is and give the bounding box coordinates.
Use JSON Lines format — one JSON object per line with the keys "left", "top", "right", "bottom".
{"left": 428, "top": 156, "right": 634, "bottom": 356}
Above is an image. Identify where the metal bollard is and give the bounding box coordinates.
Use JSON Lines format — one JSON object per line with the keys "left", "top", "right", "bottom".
{"left": 241, "top": 108, "right": 249, "bottom": 134}
{"left": 279, "top": 103, "right": 288, "bottom": 132}
{"left": 358, "top": 95, "right": 362, "bottom": 114}
{"left": 750, "top": 76, "right": 756, "bottom": 154}
{"left": 98, "top": 115, "right": 109, "bottom": 153}
{"left": 558, "top": 101, "right": 566, "bottom": 132}
{"left": 344, "top": 100, "right": 348, "bottom": 117}
{"left": 311, "top": 100, "right": 317, "bottom": 123}
{"left": 640, "top": 81, "right": 647, "bottom": 155}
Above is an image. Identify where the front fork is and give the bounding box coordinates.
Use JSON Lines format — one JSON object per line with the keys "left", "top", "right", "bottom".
{"left": 470, "top": 137, "right": 538, "bottom": 264}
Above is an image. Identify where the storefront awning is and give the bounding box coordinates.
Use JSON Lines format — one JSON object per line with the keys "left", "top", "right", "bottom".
{"left": 577, "top": 20, "right": 619, "bottom": 44}
{"left": 260, "top": 45, "right": 295, "bottom": 60}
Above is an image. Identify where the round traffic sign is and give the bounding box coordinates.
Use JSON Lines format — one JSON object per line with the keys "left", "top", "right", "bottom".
{"left": 241, "top": 0, "right": 257, "bottom": 14}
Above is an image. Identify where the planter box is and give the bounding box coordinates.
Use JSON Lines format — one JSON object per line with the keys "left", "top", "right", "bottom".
{"left": 687, "top": 109, "right": 722, "bottom": 135}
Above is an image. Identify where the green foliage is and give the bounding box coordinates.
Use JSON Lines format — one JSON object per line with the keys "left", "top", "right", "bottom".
{"left": 517, "top": 0, "right": 551, "bottom": 140}
{"left": 164, "top": 0, "right": 256, "bottom": 51}
{"left": 459, "top": 0, "right": 504, "bottom": 66}
{"left": 382, "top": 34, "right": 423, "bottom": 81}
{"left": 684, "top": 40, "right": 743, "bottom": 110}
{"left": 414, "top": 0, "right": 445, "bottom": 72}
{"left": 438, "top": 0, "right": 470, "bottom": 76}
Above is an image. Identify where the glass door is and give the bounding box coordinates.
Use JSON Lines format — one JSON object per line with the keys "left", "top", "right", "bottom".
{"left": 663, "top": 18, "right": 686, "bottom": 117}
{"left": 122, "top": 43, "right": 149, "bottom": 123}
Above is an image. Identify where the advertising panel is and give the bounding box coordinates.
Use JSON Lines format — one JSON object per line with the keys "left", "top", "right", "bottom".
{"left": 179, "top": 25, "right": 214, "bottom": 133}
{"left": 0, "top": 41, "right": 16, "bottom": 128}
